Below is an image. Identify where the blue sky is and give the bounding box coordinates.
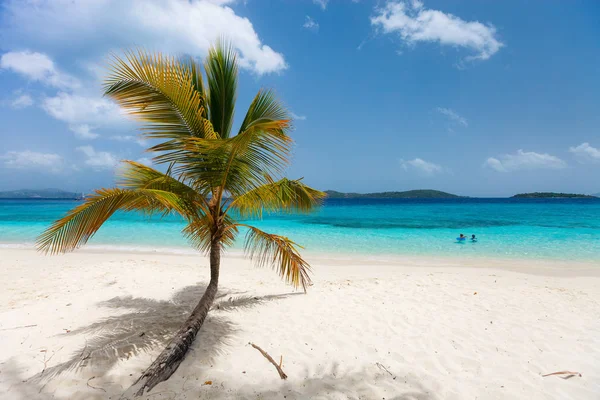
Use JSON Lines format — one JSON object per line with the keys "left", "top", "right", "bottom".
{"left": 0, "top": 0, "right": 599, "bottom": 197}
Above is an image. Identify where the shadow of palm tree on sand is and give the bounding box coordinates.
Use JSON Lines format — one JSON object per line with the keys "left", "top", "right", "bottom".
{"left": 31, "top": 284, "right": 299, "bottom": 382}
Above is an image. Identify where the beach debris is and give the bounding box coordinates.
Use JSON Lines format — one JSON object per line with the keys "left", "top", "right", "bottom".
{"left": 474, "top": 292, "right": 477, "bottom": 295}
{"left": 0, "top": 324, "right": 37, "bottom": 331}
{"left": 376, "top": 362, "right": 396, "bottom": 380}
{"left": 87, "top": 376, "right": 106, "bottom": 392}
{"left": 203, "top": 380, "right": 212, "bottom": 385}
{"left": 40, "top": 346, "right": 63, "bottom": 375}
{"left": 542, "top": 371, "right": 582, "bottom": 378}
{"left": 249, "top": 342, "right": 288, "bottom": 379}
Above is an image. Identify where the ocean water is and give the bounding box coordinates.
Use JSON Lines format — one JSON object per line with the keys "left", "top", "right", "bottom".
{"left": 0, "top": 198, "right": 599, "bottom": 262}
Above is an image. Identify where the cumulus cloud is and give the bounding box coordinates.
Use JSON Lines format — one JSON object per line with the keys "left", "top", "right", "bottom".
{"left": 569, "top": 142, "right": 600, "bottom": 163}
{"left": 484, "top": 150, "right": 567, "bottom": 172}
{"left": 0, "top": 150, "right": 64, "bottom": 173}
{"left": 2, "top": 0, "right": 286, "bottom": 75}
{"left": 11, "top": 94, "right": 34, "bottom": 109}
{"left": 76, "top": 146, "right": 119, "bottom": 170}
{"left": 436, "top": 107, "right": 467, "bottom": 127}
{"left": 42, "top": 91, "right": 127, "bottom": 139}
{"left": 0, "top": 51, "right": 80, "bottom": 89}
{"left": 371, "top": 0, "right": 503, "bottom": 62}
{"left": 303, "top": 16, "right": 319, "bottom": 32}
{"left": 400, "top": 157, "right": 444, "bottom": 175}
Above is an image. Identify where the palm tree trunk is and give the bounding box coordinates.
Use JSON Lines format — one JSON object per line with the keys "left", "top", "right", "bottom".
{"left": 124, "top": 240, "right": 221, "bottom": 398}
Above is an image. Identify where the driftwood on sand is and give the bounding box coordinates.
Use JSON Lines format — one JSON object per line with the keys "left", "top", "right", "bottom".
{"left": 249, "top": 342, "right": 288, "bottom": 379}
{"left": 542, "top": 371, "right": 582, "bottom": 378}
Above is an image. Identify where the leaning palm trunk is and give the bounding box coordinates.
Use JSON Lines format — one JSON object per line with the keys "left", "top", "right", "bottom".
{"left": 37, "top": 42, "right": 324, "bottom": 398}
{"left": 127, "top": 241, "right": 221, "bottom": 396}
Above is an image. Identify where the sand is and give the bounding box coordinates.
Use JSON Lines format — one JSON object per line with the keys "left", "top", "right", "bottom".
{"left": 0, "top": 247, "right": 598, "bottom": 399}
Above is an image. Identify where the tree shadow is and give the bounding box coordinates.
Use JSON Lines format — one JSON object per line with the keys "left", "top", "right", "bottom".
{"left": 2, "top": 288, "right": 439, "bottom": 400}
{"left": 18, "top": 284, "right": 296, "bottom": 385}
{"left": 171, "top": 363, "right": 439, "bottom": 400}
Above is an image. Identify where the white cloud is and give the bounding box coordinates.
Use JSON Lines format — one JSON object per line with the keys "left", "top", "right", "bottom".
{"left": 110, "top": 135, "right": 147, "bottom": 147}
{"left": 69, "top": 124, "right": 99, "bottom": 140}
{"left": 2, "top": 0, "right": 286, "bottom": 75}
{"left": 303, "top": 16, "right": 319, "bottom": 32}
{"left": 42, "top": 92, "right": 126, "bottom": 138}
{"left": 11, "top": 94, "right": 34, "bottom": 109}
{"left": 313, "top": 0, "right": 329, "bottom": 10}
{"left": 436, "top": 107, "right": 467, "bottom": 127}
{"left": 0, "top": 150, "right": 64, "bottom": 173}
{"left": 291, "top": 112, "right": 307, "bottom": 121}
{"left": 484, "top": 150, "right": 567, "bottom": 172}
{"left": 76, "top": 146, "right": 119, "bottom": 170}
{"left": 371, "top": 1, "right": 503, "bottom": 62}
{"left": 0, "top": 51, "right": 80, "bottom": 89}
{"left": 400, "top": 157, "right": 443, "bottom": 175}
{"left": 569, "top": 142, "right": 600, "bottom": 163}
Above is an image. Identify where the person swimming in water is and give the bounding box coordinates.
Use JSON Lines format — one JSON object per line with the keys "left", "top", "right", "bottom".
{"left": 471, "top": 234, "right": 477, "bottom": 241}
{"left": 458, "top": 234, "right": 466, "bottom": 240}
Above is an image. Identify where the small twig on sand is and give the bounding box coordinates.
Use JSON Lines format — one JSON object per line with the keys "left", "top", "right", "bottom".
{"left": 249, "top": 342, "right": 287, "bottom": 379}
{"left": 542, "top": 371, "right": 582, "bottom": 378}
{"left": 40, "top": 346, "right": 63, "bottom": 375}
{"left": 87, "top": 376, "right": 106, "bottom": 392}
{"left": 376, "top": 362, "right": 396, "bottom": 379}
{"left": 0, "top": 324, "right": 37, "bottom": 331}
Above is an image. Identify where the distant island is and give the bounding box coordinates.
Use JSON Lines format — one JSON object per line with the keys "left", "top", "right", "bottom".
{"left": 0, "top": 189, "right": 83, "bottom": 199}
{"left": 325, "top": 189, "right": 463, "bottom": 199}
{"left": 512, "top": 192, "right": 597, "bottom": 199}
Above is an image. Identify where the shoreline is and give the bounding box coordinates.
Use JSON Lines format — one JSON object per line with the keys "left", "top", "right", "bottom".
{"left": 1, "top": 242, "right": 598, "bottom": 274}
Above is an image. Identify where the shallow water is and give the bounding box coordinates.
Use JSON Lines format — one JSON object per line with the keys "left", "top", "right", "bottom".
{"left": 1, "top": 198, "right": 599, "bottom": 262}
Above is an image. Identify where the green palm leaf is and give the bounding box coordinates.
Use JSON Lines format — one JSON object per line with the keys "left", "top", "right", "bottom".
{"left": 151, "top": 123, "right": 292, "bottom": 199}
{"left": 37, "top": 187, "right": 194, "bottom": 254}
{"left": 238, "top": 89, "right": 291, "bottom": 137}
{"left": 229, "top": 178, "right": 326, "bottom": 218}
{"left": 205, "top": 40, "right": 238, "bottom": 139}
{"left": 118, "top": 160, "right": 210, "bottom": 215}
{"left": 104, "top": 50, "right": 216, "bottom": 139}
{"left": 240, "top": 225, "right": 312, "bottom": 292}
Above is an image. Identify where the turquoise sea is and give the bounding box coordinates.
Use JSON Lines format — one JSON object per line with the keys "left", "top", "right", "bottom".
{"left": 1, "top": 198, "right": 599, "bottom": 262}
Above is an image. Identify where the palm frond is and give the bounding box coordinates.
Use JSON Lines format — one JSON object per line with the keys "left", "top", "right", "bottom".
{"left": 180, "top": 55, "right": 207, "bottom": 117}
{"left": 104, "top": 50, "right": 217, "bottom": 139}
{"left": 205, "top": 40, "right": 238, "bottom": 139}
{"left": 118, "top": 160, "right": 210, "bottom": 215}
{"left": 37, "top": 188, "right": 193, "bottom": 254}
{"left": 183, "top": 214, "right": 238, "bottom": 253}
{"left": 238, "top": 89, "right": 291, "bottom": 137}
{"left": 240, "top": 225, "right": 312, "bottom": 292}
{"left": 228, "top": 177, "right": 325, "bottom": 218}
{"left": 150, "top": 123, "right": 292, "bottom": 199}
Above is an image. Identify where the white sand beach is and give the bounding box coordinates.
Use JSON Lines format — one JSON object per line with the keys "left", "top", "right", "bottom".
{"left": 0, "top": 248, "right": 598, "bottom": 400}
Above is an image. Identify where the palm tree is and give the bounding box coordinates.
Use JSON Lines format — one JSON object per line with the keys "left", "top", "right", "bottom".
{"left": 37, "top": 42, "right": 324, "bottom": 397}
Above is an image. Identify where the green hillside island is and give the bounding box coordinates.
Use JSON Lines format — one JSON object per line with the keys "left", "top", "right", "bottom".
{"left": 325, "top": 189, "right": 463, "bottom": 199}
{"left": 0, "top": 189, "right": 83, "bottom": 199}
{"left": 512, "top": 192, "right": 598, "bottom": 199}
